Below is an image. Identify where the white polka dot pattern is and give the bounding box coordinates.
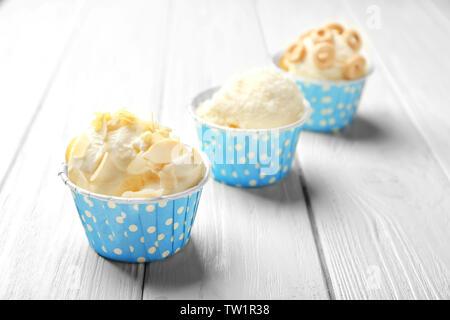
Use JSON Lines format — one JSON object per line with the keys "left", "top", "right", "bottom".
{"left": 69, "top": 187, "right": 202, "bottom": 263}
{"left": 295, "top": 78, "right": 367, "bottom": 132}
{"left": 196, "top": 119, "right": 302, "bottom": 187}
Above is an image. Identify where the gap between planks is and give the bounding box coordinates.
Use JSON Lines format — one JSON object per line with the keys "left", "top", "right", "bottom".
{"left": 0, "top": 0, "right": 330, "bottom": 299}
{"left": 142, "top": 0, "right": 328, "bottom": 299}
{"left": 253, "top": 0, "right": 334, "bottom": 300}
{"left": 0, "top": 0, "right": 89, "bottom": 195}
{"left": 297, "top": 159, "right": 335, "bottom": 300}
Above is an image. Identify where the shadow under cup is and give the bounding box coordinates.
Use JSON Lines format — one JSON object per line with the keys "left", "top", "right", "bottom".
{"left": 59, "top": 148, "right": 210, "bottom": 264}
{"left": 189, "top": 87, "right": 311, "bottom": 188}
{"left": 273, "top": 52, "right": 373, "bottom": 132}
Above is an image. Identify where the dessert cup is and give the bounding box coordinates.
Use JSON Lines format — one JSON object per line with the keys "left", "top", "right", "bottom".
{"left": 273, "top": 52, "right": 373, "bottom": 132}
{"left": 189, "top": 87, "right": 311, "bottom": 187}
{"left": 59, "top": 147, "right": 210, "bottom": 263}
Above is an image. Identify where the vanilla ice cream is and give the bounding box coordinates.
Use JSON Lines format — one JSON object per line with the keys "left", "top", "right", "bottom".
{"left": 196, "top": 68, "right": 306, "bottom": 129}
{"left": 66, "top": 110, "right": 205, "bottom": 198}
{"left": 280, "top": 22, "right": 367, "bottom": 80}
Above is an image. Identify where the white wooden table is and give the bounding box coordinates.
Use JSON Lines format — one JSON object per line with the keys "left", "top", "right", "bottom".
{"left": 0, "top": 0, "right": 449, "bottom": 300}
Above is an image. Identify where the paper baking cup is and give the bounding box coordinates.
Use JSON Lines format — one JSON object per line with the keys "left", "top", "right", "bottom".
{"left": 188, "top": 87, "right": 311, "bottom": 188}
{"left": 273, "top": 52, "right": 373, "bottom": 132}
{"left": 58, "top": 150, "right": 210, "bottom": 263}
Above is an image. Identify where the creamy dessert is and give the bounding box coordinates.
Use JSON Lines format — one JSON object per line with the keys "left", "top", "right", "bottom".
{"left": 279, "top": 22, "right": 367, "bottom": 80}
{"left": 196, "top": 68, "right": 307, "bottom": 129}
{"left": 65, "top": 110, "right": 205, "bottom": 198}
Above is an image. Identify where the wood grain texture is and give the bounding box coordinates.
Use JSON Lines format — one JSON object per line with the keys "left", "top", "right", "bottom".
{"left": 257, "top": 0, "right": 450, "bottom": 299}
{"left": 0, "top": 0, "right": 85, "bottom": 186}
{"left": 142, "top": 0, "right": 328, "bottom": 300}
{"left": 0, "top": 0, "right": 170, "bottom": 299}
{"left": 432, "top": 0, "right": 450, "bottom": 19}
{"left": 0, "top": 0, "right": 449, "bottom": 300}
{"left": 344, "top": 0, "right": 450, "bottom": 180}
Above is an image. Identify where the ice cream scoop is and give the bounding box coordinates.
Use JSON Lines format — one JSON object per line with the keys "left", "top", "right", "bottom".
{"left": 66, "top": 110, "right": 205, "bottom": 198}
{"left": 195, "top": 67, "right": 307, "bottom": 129}
{"left": 280, "top": 22, "right": 367, "bottom": 80}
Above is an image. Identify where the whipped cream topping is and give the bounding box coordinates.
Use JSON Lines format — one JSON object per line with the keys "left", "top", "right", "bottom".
{"left": 66, "top": 110, "right": 205, "bottom": 198}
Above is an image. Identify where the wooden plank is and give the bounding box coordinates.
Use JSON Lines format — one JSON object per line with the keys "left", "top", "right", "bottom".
{"left": 257, "top": 0, "right": 450, "bottom": 299}
{"left": 0, "top": 0, "right": 170, "bottom": 299}
{"left": 142, "top": 0, "right": 329, "bottom": 300}
{"left": 0, "top": 0, "right": 85, "bottom": 186}
{"left": 343, "top": 0, "right": 450, "bottom": 179}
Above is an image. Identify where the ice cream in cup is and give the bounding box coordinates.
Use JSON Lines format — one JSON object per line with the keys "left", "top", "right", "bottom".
{"left": 59, "top": 110, "right": 209, "bottom": 263}
{"left": 274, "top": 22, "right": 374, "bottom": 132}
{"left": 189, "top": 67, "right": 311, "bottom": 188}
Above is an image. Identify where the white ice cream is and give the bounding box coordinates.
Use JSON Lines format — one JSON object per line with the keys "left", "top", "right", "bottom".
{"left": 196, "top": 68, "right": 306, "bottom": 129}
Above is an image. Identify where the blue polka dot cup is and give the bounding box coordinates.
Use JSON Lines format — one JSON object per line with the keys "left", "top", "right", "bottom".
{"left": 58, "top": 150, "right": 210, "bottom": 264}
{"left": 188, "top": 87, "right": 311, "bottom": 188}
{"left": 273, "top": 52, "right": 373, "bottom": 132}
